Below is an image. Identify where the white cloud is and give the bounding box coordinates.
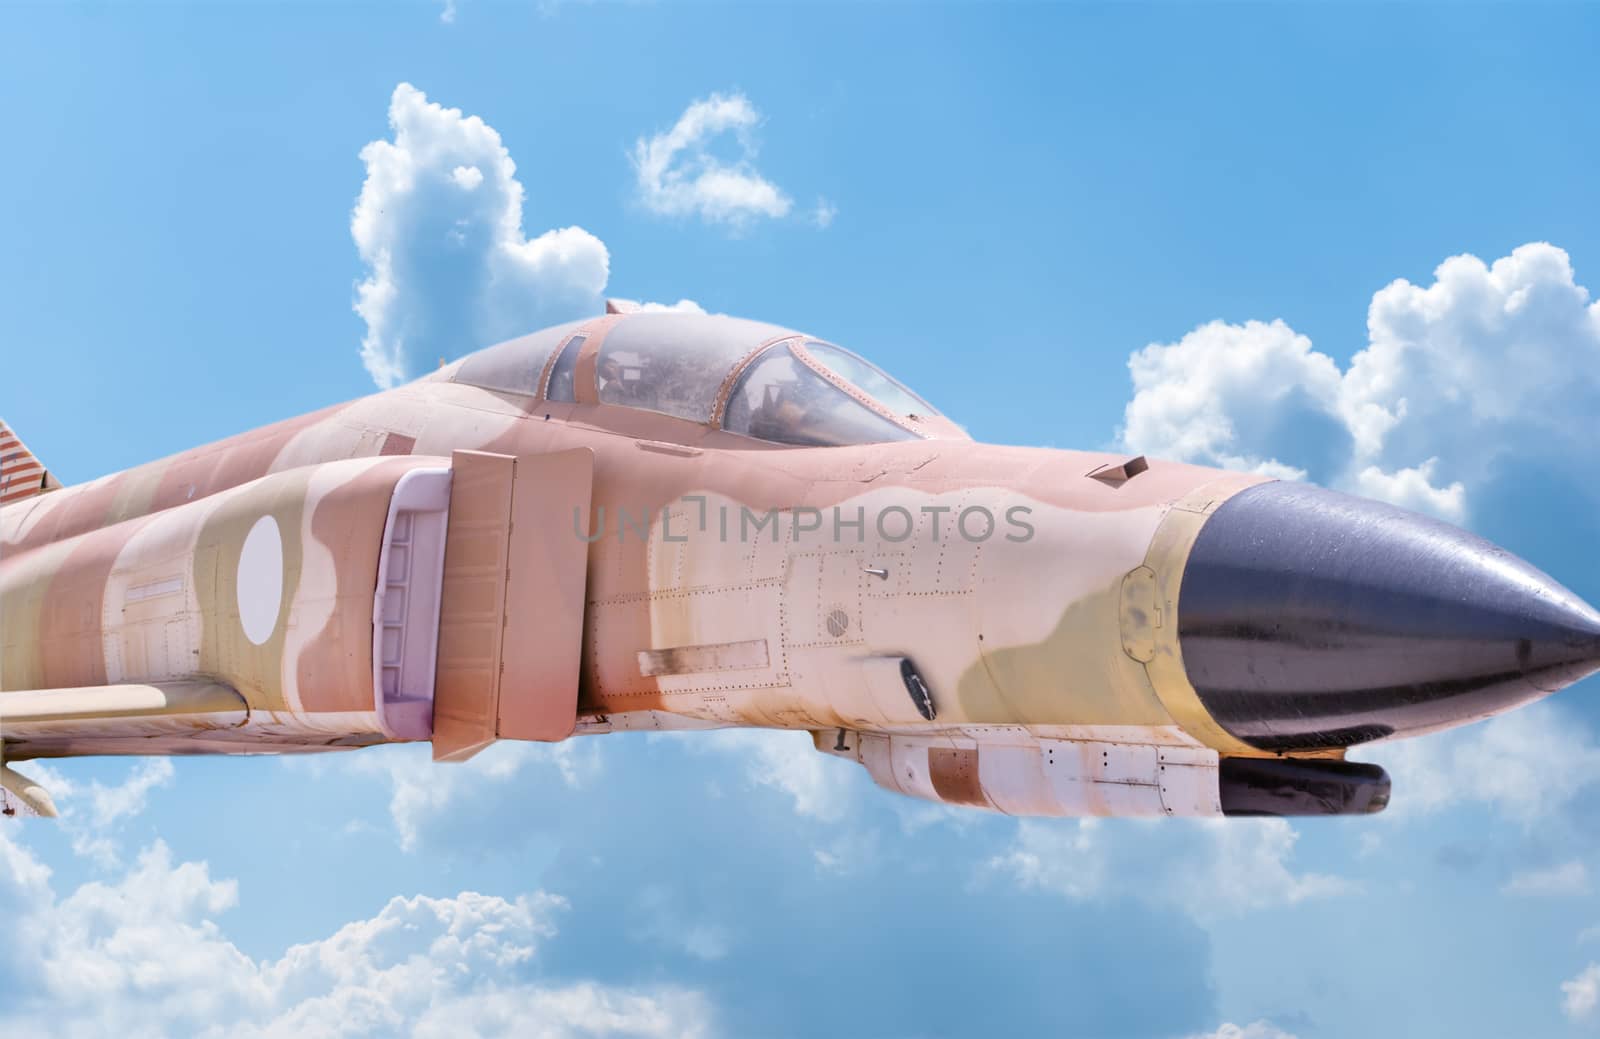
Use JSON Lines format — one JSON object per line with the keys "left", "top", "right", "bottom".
{"left": 988, "top": 817, "right": 1349, "bottom": 921}
{"left": 692, "top": 729, "right": 859, "bottom": 823}
{"left": 988, "top": 817, "right": 1104, "bottom": 899}
{"left": 1351, "top": 459, "right": 1466, "bottom": 524}
{"left": 353, "top": 83, "right": 610, "bottom": 388}
{"left": 1504, "top": 860, "right": 1590, "bottom": 897}
{"left": 1123, "top": 318, "right": 1338, "bottom": 480}
{"left": 339, "top": 740, "right": 602, "bottom": 852}
{"left": 631, "top": 93, "right": 795, "bottom": 228}
{"left": 16, "top": 759, "right": 176, "bottom": 867}
{"left": 1183, "top": 1023, "right": 1300, "bottom": 1039}
{"left": 409, "top": 983, "right": 712, "bottom": 1039}
{"left": 0, "top": 826, "right": 715, "bottom": 1039}
{"left": 86, "top": 758, "right": 175, "bottom": 827}
{"left": 611, "top": 298, "right": 708, "bottom": 315}
{"left": 1121, "top": 243, "right": 1600, "bottom": 520}
{"left": 1350, "top": 702, "right": 1600, "bottom": 823}
{"left": 1565, "top": 964, "right": 1600, "bottom": 1020}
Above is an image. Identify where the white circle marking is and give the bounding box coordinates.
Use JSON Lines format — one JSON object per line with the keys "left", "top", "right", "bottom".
{"left": 237, "top": 515, "right": 284, "bottom": 646}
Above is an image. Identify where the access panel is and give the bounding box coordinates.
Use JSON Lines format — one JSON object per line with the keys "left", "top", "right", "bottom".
{"left": 431, "top": 449, "right": 594, "bottom": 762}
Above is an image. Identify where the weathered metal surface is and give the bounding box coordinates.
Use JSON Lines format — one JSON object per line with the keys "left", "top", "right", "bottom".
{"left": 2, "top": 310, "right": 1595, "bottom": 820}
{"left": 430, "top": 452, "right": 518, "bottom": 763}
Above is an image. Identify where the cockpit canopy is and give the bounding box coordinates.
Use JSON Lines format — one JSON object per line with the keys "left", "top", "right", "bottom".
{"left": 451, "top": 312, "right": 958, "bottom": 447}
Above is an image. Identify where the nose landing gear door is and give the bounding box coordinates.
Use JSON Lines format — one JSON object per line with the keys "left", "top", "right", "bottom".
{"left": 431, "top": 448, "right": 595, "bottom": 762}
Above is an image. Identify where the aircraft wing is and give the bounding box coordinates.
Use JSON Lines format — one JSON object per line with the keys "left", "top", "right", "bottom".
{"left": 0, "top": 681, "right": 249, "bottom": 816}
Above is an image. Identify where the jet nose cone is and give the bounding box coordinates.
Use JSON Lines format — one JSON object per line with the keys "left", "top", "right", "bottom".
{"left": 1179, "top": 482, "right": 1600, "bottom": 752}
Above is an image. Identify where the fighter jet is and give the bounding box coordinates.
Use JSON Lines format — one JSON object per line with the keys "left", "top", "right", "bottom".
{"left": 4, "top": 302, "right": 1598, "bottom": 820}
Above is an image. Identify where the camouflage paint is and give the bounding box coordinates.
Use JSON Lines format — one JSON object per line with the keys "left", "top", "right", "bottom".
{"left": 5, "top": 309, "right": 1589, "bottom": 820}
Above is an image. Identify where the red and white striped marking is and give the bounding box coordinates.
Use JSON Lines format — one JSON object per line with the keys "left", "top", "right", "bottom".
{"left": 0, "top": 420, "right": 51, "bottom": 507}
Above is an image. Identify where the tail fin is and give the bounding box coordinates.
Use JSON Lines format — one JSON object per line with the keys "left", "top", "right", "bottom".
{"left": 0, "top": 418, "right": 61, "bottom": 508}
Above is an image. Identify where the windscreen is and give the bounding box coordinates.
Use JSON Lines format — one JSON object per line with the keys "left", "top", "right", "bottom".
{"left": 723, "top": 345, "right": 919, "bottom": 447}
{"left": 803, "top": 341, "right": 940, "bottom": 418}
{"left": 545, "top": 334, "right": 586, "bottom": 402}
{"left": 452, "top": 320, "right": 587, "bottom": 396}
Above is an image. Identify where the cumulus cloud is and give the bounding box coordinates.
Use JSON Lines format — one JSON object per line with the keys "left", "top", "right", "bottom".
{"left": 1121, "top": 243, "right": 1600, "bottom": 521}
{"left": 327, "top": 728, "right": 857, "bottom": 857}
{"left": 352, "top": 83, "right": 611, "bottom": 388}
{"left": 1350, "top": 459, "right": 1466, "bottom": 523}
{"left": 0, "top": 827, "right": 714, "bottom": 1039}
{"left": 632, "top": 93, "right": 795, "bottom": 228}
{"left": 1349, "top": 702, "right": 1600, "bottom": 823}
{"left": 16, "top": 759, "right": 176, "bottom": 867}
{"left": 693, "top": 729, "right": 859, "bottom": 823}
{"left": 337, "top": 740, "right": 603, "bottom": 852}
{"left": 1123, "top": 318, "right": 1337, "bottom": 481}
{"left": 1565, "top": 964, "right": 1600, "bottom": 1020}
{"left": 84, "top": 758, "right": 175, "bottom": 827}
{"left": 987, "top": 817, "right": 1349, "bottom": 921}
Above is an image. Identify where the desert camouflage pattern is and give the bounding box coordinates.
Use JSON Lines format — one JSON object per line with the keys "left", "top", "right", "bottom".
{"left": 6, "top": 305, "right": 1595, "bottom": 819}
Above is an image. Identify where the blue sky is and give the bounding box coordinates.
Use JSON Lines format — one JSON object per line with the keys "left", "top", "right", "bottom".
{"left": 4, "top": 3, "right": 1600, "bottom": 1037}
